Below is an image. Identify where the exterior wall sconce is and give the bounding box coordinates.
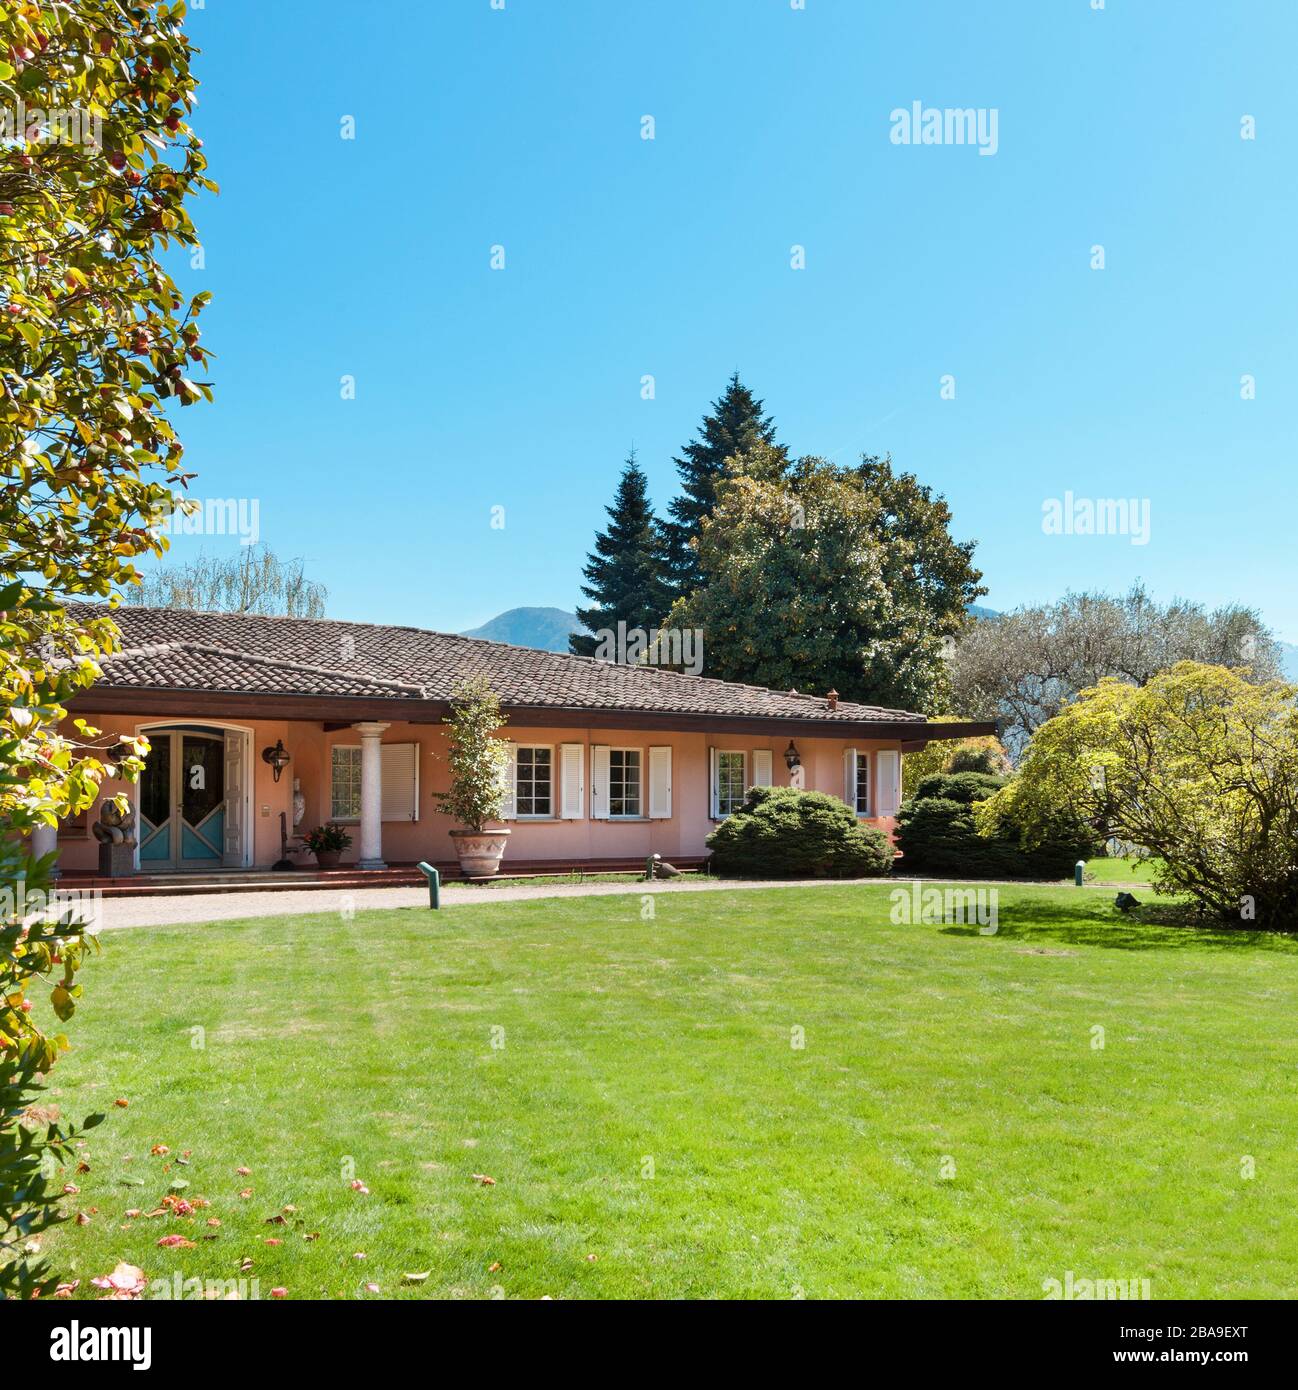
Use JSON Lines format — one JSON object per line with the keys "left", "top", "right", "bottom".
{"left": 261, "top": 739, "right": 291, "bottom": 783}
{"left": 784, "top": 741, "right": 801, "bottom": 772}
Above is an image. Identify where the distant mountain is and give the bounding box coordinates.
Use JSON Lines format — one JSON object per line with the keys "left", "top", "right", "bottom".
{"left": 967, "top": 603, "right": 1000, "bottom": 621}
{"left": 461, "top": 607, "right": 580, "bottom": 653}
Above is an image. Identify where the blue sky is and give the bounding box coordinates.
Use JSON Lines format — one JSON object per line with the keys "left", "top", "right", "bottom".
{"left": 162, "top": 0, "right": 1298, "bottom": 641}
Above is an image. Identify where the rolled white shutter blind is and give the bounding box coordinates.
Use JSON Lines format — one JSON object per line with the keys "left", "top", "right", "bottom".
{"left": 560, "top": 743, "right": 584, "bottom": 819}
{"left": 648, "top": 746, "right": 672, "bottom": 818}
{"left": 752, "top": 748, "right": 773, "bottom": 788}
{"left": 500, "top": 741, "right": 517, "bottom": 820}
{"left": 877, "top": 749, "right": 900, "bottom": 817}
{"left": 843, "top": 747, "right": 858, "bottom": 810}
{"left": 590, "top": 745, "right": 611, "bottom": 819}
{"left": 380, "top": 742, "right": 419, "bottom": 822}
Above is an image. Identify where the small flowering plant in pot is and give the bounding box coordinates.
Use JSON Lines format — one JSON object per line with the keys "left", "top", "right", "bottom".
{"left": 302, "top": 823, "right": 351, "bottom": 870}
{"left": 434, "top": 677, "right": 511, "bottom": 877}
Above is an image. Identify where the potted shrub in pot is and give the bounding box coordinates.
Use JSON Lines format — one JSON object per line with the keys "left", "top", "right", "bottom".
{"left": 434, "top": 676, "right": 512, "bottom": 878}
{"left": 302, "top": 822, "right": 351, "bottom": 870}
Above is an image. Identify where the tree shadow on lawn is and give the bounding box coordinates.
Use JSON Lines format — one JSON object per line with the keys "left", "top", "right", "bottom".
{"left": 938, "top": 895, "right": 1298, "bottom": 955}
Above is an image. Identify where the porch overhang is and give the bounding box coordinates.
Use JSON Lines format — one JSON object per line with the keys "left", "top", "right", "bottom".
{"left": 67, "top": 686, "right": 996, "bottom": 743}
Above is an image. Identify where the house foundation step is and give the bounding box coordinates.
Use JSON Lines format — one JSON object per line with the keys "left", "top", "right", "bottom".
{"left": 54, "top": 857, "right": 708, "bottom": 899}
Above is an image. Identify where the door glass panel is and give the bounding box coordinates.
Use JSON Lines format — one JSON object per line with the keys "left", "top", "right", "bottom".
{"left": 182, "top": 735, "right": 225, "bottom": 827}
{"left": 139, "top": 736, "right": 171, "bottom": 829}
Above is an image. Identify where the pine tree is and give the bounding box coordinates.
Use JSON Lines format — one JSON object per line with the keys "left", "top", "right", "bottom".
{"left": 662, "top": 373, "right": 787, "bottom": 597}
{"left": 570, "top": 453, "right": 671, "bottom": 657}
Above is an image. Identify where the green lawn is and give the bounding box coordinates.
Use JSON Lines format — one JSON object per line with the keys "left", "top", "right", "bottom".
{"left": 39, "top": 885, "right": 1298, "bottom": 1299}
{"left": 1080, "top": 856, "right": 1164, "bottom": 885}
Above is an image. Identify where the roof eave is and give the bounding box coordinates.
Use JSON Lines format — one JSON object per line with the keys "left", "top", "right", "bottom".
{"left": 65, "top": 686, "right": 973, "bottom": 739}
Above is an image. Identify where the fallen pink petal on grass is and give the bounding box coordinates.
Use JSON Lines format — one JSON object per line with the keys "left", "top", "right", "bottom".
{"left": 90, "top": 1263, "right": 147, "bottom": 1299}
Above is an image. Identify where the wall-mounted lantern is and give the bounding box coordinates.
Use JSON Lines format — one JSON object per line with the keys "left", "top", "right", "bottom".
{"left": 784, "top": 740, "right": 802, "bottom": 772}
{"left": 261, "top": 739, "right": 291, "bottom": 783}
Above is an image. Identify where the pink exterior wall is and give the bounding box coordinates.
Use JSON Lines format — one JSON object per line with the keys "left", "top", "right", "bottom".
{"left": 54, "top": 712, "right": 902, "bottom": 871}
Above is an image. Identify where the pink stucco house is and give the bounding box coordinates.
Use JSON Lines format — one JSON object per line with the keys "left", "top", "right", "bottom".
{"left": 42, "top": 607, "right": 993, "bottom": 878}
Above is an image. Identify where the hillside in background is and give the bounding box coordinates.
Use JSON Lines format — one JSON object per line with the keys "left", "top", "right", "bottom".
{"left": 461, "top": 603, "right": 1298, "bottom": 678}
{"left": 460, "top": 607, "right": 580, "bottom": 653}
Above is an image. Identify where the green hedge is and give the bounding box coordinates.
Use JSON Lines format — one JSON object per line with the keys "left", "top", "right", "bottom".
{"left": 707, "top": 787, "right": 894, "bottom": 879}
{"left": 895, "top": 772, "right": 1093, "bottom": 879}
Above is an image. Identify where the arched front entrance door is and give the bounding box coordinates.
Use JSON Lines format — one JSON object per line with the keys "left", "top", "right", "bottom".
{"left": 138, "top": 725, "right": 247, "bottom": 869}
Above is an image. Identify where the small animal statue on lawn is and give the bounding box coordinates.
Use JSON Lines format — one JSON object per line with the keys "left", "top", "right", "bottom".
{"left": 652, "top": 854, "right": 682, "bottom": 880}
{"left": 1114, "top": 891, "right": 1141, "bottom": 912}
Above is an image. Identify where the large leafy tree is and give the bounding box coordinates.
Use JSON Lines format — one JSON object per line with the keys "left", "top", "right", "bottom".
{"left": 1, "top": 0, "right": 210, "bottom": 1297}
{"left": 570, "top": 452, "right": 670, "bottom": 656}
{"left": 661, "top": 372, "right": 787, "bottom": 597}
{"left": 668, "top": 452, "right": 984, "bottom": 712}
{"left": 975, "top": 663, "right": 1298, "bottom": 929}
{"left": 126, "top": 544, "right": 328, "bottom": 617}
{"left": 949, "top": 584, "right": 1283, "bottom": 757}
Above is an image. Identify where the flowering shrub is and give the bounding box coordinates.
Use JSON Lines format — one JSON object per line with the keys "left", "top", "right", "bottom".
{"left": 302, "top": 823, "right": 351, "bottom": 854}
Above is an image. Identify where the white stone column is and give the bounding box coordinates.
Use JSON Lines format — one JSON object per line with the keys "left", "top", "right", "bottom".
{"left": 30, "top": 822, "right": 60, "bottom": 878}
{"left": 353, "top": 722, "right": 390, "bottom": 869}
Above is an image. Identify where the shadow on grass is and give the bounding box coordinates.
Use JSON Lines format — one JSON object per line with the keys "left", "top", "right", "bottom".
{"left": 939, "top": 895, "right": 1298, "bottom": 954}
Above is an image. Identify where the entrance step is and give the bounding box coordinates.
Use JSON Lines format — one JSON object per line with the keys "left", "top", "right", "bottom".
{"left": 56, "top": 857, "right": 708, "bottom": 899}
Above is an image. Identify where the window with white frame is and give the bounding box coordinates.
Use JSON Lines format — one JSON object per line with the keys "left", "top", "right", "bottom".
{"left": 515, "top": 745, "right": 553, "bottom": 817}
{"left": 609, "top": 748, "right": 642, "bottom": 817}
{"left": 716, "top": 750, "right": 747, "bottom": 818}
{"left": 854, "top": 753, "right": 871, "bottom": 815}
{"left": 330, "top": 745, "right": 362, "bottom": 820}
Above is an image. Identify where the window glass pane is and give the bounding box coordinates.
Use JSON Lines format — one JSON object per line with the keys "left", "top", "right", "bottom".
{"left": 331, "top": 746, "right": 362, "bottom": 820}
{"left": 856, "top": 758, "right": 870, "bottom": 814}
{"left": 516, "top": 746, "right": 551, "bottom": 816}
{"left": 609, "top": 749, "right": 641, "bottom": 816}
{"left": 717, "top": 751, "right": 746, "bottom": 817}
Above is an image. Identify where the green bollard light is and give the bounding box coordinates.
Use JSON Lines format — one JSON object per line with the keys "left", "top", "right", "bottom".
{"left": 1074, "top": 860, "right": 1085, "bottom": 887}
{"left": 417, "top": 861, "right": 440, "bottom": 909}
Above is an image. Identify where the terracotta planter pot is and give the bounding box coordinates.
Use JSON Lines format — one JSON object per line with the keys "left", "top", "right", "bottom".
{"left": 314, "top": 850, "right": 342, "bottom": 870}
{"left": 450, "top": 827, "right": 511, "bottom": 878}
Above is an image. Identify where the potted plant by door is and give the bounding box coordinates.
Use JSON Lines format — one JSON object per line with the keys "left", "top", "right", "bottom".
{"left": 303, "top": 822, "right": 351, "bottom": 870}
{"left": 434, "top": 676, "right": 512, "bottom": 878}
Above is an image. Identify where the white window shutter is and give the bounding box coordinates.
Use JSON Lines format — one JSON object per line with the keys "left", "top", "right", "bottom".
{"left": 752, "top": 748, "right": 773, "bottom": 788}
{"left": 708, "top": 746, "right": 719, "bottom": 818}
{"left": 843, "top": 747, "right": 858, "bottom": 811}
{"left": 877, "top": 748, "right": 900, "bottom": 817}
{"left": 648, "top": 746, "right": 672, "bottom": 819}
{"left": 500, "top": 741, "right": 517, "bottom": 820}
{"left": 560, "top": 743, "right": 584, "bottom": 819}
{"left": 590, "top": 745, "right": 610, "bottom": 820}
{"left": 380, "top": 742, "right": 419, "bottom": 822}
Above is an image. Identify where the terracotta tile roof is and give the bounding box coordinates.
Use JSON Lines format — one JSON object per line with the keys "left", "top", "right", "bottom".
{"left": 78, "top": 605, "right": 927, "bottom": 725}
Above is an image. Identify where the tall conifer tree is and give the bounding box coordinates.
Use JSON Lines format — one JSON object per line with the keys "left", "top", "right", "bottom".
{"left": 662, "top": 373, "right": 787, "bottom": 596}
{"left": 570, "top": 453, "right": 671, "bottom": 656}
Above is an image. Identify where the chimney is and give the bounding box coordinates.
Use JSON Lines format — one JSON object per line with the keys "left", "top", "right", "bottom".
{"left": 826, "top": 688, "right": 839, "bottom": 712}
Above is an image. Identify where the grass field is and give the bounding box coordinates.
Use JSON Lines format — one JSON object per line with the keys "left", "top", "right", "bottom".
{"left": 1081, "top": 856, "right": 1163, "bottom": 885}
{"left": 37, "top": 884, "right": 1298, "bottom": 1300}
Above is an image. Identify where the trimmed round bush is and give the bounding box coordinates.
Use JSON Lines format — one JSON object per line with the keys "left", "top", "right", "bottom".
{"left": 707, "top": 786, "right": 894, "bottom": 878}
{"left": 895, "top": 772, "right": 1093, "bottom": 879}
